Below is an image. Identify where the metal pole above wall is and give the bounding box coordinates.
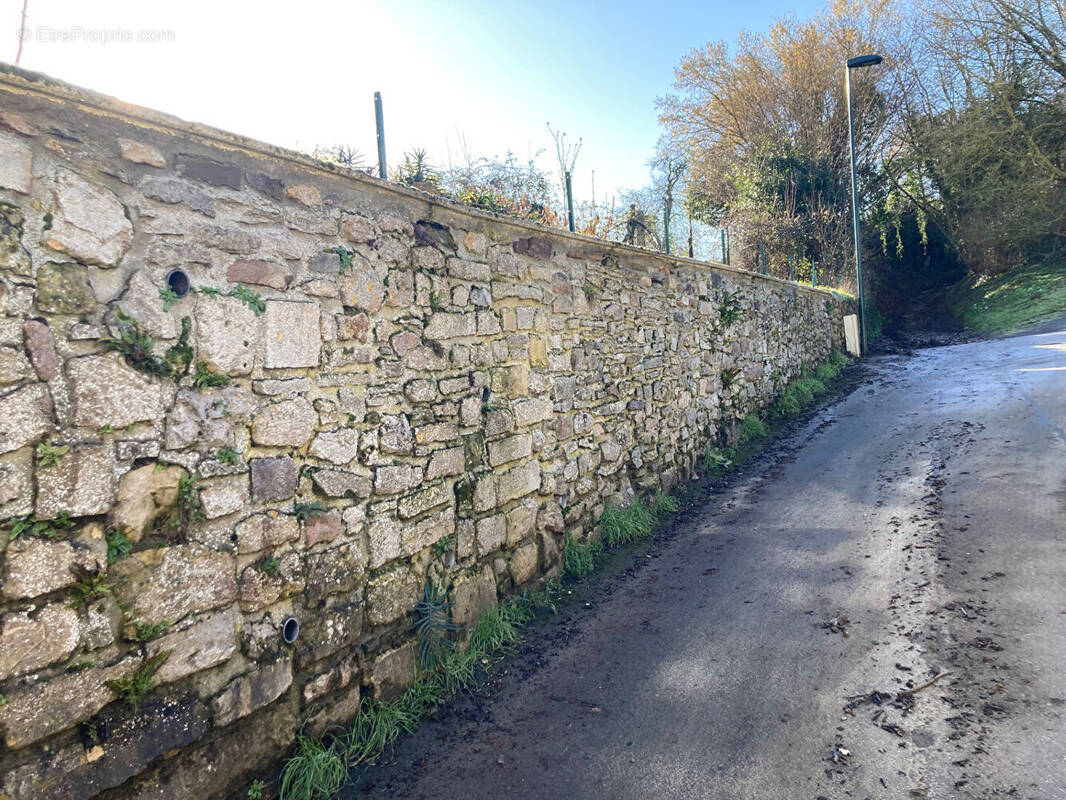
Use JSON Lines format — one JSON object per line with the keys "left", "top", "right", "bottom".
{"left": 565, "top": 171, "right": 575, "bottom": 233}
{"left": 721, "top": 229, "right": 728, "bottom": 265}
{"left": 789, "top": 254, "right": 794, "bottom": 281}
{"left": 374, "top": 92, "right": 387, "bottom": 180}
{"left": 760, "top": 242, "right": 766, "bottom": 275}
{"left": 663, "top": 208, "right": 670, "bottom": 254}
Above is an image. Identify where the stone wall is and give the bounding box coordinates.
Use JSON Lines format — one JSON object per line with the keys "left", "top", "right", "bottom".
{"left": 0, "top": 64, "right": 849, "bottom": 799}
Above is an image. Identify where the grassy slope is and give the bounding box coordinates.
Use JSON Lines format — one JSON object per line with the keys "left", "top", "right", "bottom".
{"left": 947, "top": 262, "right": 1066, "bottom": 334}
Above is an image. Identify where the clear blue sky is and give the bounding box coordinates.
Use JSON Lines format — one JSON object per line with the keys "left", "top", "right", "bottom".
{"left": 6, "top": 0, "right": 825, "bottom": 202}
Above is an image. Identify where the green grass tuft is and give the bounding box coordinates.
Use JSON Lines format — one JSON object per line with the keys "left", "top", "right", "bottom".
{"left": 703, "top": 448, "right": 734, "bottom": 476}
{"left": 279, "top": 488, "right": 676, "bottom": 798}
{"left": 740, "top": 415, "right": 769, "bottom": 443}
{"left": 511, "top": 579, "right": 567, "bottom": 615}
{"left": 768, "top": 351, "right": 851, "bottom": 421}
{"left": 794, "top": 376, "right": 827, "bottom": 399}
{"left": 599, "top": 499, "right": 656, "bottom": 547}
{"left": 279, "top": 735, "right": 346, "bottom": 800}
{"left": 286, "top": 597, "right": 538, "bottom": 793}
{"left": 561, "top": 535, "right": 599, "bottom": 580}
{"left": 814, "top": 361, "right": 840, "bottom": 382}
{"left": 652, "top": 493, "right": 680, "bottom": 516}
{"left": 342, "top": 697, "right": 420, "bottom": 769}
{"left": 468, "top": 603, "right": 528, "bottom": 654}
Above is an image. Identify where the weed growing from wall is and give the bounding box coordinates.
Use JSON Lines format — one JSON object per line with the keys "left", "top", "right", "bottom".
{"left": 160, "top": 473, "right": 204, "bottom": 535}
{"left": 293, "top": 501, "right": 327, "bottom": 522}
{"left": 719, "top": 291, "right": 745, "bottom": 325}
{"left": 102, "top": 309, "right": 171, "bottom": 378}
{"left": 192, "top": 361, "right": 230, "bottom": 389}
{"left": 129, "top": 620, "right": 171, "bottom": 642}
{"left": 164, "top": 317, "right": 194, "bottom": 378}
{"left": 106, "top": 528, "right": 132, "bottom": 563}
{"left": 217, "top": 447, "right": 241, "bottom": 465}
{"left": 232, "top": 284, "right": 266, "bottom": 315}
{"left": 413, "top": 581, "right": 458, "bottom": 670}
{"left": 721, "top": 366, "right": 742, "bottom": 390}
{"left": 331, "top": 246, "right": 354, "bottom": 275}
{"left": 35, "top": 440, "right": 69, "bottom": 467}
{"left": 158, "top": 286, "right": 181, "bottom": 311}
{"left": 106, "top": 650, "right": 170, "bottom": 711}
{"left": 7, "top": 511, "right": 74, "bottom": 540}
{"left": 431, "top": 535, "right": 455, "bottom": 557}
{"left": 67, "top": 564, "right": 110, "bottom": 609}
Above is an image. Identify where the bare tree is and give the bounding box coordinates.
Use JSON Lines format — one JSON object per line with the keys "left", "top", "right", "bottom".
{"left": 650, "top": 138, "right": 687, "bottom": 253}
{"left": 547, "top": 123, "right": 582, "bottom": 213}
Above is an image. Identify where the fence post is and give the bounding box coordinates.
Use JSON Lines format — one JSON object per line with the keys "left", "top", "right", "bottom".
{"left": 721, "top": 229, "right": 728, "bottom": 265}
{"left": 812, "top": 262, "right": 818, "bottom": 287}
{"left": 565, "top": 171, "right": 575, "bottom": 233}
{"left": 760, "top": 242, "right": 766, "bottom": 275}
{"left": 789, "top": 254, "right": 794, "bottom": 281}
{"left": 374, "top": 92, "right": 387, "bottom": 180}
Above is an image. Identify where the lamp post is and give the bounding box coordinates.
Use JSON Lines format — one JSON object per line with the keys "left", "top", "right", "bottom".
{"left": 845, "top": 53, "right": 881, "bottom": 356}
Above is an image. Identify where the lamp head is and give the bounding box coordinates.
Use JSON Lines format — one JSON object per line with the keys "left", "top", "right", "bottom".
{"left": 847, "top": 54, "right": 883, "bottom": 69}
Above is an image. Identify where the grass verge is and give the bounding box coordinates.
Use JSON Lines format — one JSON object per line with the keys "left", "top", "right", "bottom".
{"left": 279, "top": 596, "right": 540, "bottom": 800}
{"left": 278, "top": 492, "right": 681, "bottom": 800}
{"left": 703, "top": 350, "right": 851, "bottom": 478}
{"left": 946, "top": 262, "right": 1066, "bottom": 334}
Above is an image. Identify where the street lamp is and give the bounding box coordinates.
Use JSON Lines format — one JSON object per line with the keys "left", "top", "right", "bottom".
{"left": 845, "top": 53, "right": 882, "bottom": 356}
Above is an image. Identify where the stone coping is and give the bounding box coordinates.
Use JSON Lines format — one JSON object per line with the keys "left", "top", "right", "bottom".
{"left": 0, "top": 60, "right": 840, "bottom": 299}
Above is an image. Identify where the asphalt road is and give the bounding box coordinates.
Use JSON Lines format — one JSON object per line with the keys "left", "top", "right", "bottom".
{"left": 349, "top": 329, "right": 1066, "bottom": 800}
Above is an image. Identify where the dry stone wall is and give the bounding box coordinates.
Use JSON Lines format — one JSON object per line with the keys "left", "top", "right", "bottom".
{"left": 0, "top": 65, "right": 850, "bottom": 799}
